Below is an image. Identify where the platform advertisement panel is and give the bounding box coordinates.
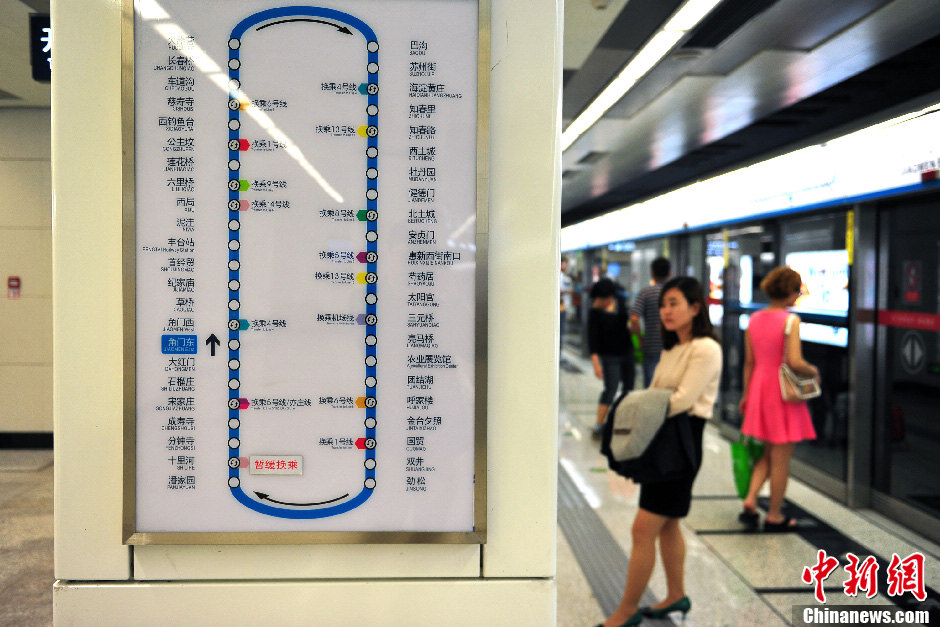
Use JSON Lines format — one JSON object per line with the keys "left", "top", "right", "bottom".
{"left": 123, "top": 0, "right": 486, "bottom": 544}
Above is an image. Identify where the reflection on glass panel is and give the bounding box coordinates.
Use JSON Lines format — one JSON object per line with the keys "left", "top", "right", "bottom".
{"left": 780, "top": 214, "right": 849, "bottom": 482}
{"left": 785, "top": 250, "right": 850, "bottom": 317}
{"left": 715, "top": 225, "right": 775, "bottom": 428}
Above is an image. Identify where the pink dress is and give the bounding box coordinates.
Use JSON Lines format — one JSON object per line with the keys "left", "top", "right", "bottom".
{"left": 741, "top": 309, "right": 816, "bottom": 444}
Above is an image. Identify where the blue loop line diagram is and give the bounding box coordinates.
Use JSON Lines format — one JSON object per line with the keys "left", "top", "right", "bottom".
{"left": 225, "top": 7, "right": 378, "bottom": 519}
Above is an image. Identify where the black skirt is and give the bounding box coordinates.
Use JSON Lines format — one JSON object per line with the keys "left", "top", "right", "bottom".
{"left": 638, "top": 416, "right": 706, "bottom": 518}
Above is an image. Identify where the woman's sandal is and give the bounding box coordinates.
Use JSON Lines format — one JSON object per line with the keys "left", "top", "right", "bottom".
{"left": 738, "top": 507, "right": 759, "bottom": 527}
{"left": 763, "top": 516, "right": 798, "bottom": 532}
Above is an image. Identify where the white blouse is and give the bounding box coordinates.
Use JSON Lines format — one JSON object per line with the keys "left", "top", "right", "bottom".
{"left": 650, "top": 337, "right": 722, "bottom": 418}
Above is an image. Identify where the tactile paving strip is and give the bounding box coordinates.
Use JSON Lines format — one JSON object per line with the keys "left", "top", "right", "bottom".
{"left": 557, "top": 463, "right": 673, "bottom": 624}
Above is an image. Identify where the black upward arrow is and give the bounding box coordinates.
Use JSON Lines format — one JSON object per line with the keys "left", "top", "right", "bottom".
{"left": 205, "top": 333, "right": 220, "bottom": 356}
{"left": 255, "top": 491, "right": 349, "bottom": 507}
{"left": 256, "top": 19, "right": 353, "bottom": 35}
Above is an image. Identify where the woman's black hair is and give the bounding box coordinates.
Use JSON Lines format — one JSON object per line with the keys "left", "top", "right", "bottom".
{"left": 658, "top": 276, "right": 717, "bottom": 350}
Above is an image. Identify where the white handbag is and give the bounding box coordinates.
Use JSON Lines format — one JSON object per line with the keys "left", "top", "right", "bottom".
{"left": 778, "top": 314, "right": 821, "bottom": 402}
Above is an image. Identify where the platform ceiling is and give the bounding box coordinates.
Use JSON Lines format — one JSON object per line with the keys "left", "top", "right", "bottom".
{"left": 5, "top": 0, "right": 940, "bottom": 227}
{"left": 560, "top": 0, "right": 940, "bottom": 225}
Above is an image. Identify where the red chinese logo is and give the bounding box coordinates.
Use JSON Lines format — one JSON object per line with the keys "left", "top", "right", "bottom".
{"left": 802, "top": 550, "right": 927, "bottom": 603}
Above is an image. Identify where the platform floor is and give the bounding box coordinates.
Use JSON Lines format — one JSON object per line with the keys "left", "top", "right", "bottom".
{"left": 556, "top": 346, "right": 939, "bottom": 626}
{"left": 1, "top": 350, "right": 938, "bottom": 625}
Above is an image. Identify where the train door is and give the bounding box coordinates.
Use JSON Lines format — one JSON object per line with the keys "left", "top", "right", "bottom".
{"left": 714, "top": 225, "right": 777, "bottom": 427}
{"left": 872, "top": 199, "right": 940, "bottom": 539}
{"left": 778, "top": 214, "right": 852, "bottom": 484}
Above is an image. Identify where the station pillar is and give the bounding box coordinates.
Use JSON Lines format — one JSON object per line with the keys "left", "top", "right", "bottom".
{"left": 52, "top": 0, "right": 562, "bottom": 624}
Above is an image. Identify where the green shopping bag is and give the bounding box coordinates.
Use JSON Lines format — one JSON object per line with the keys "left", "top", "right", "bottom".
{"left": 631, "top": 334, "right": 643, "bottom": 366}
{"left": 730, "top": 436, "right": 764, "bottom": 499}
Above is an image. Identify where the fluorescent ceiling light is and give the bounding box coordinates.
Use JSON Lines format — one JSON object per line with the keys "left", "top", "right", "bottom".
{"left": 663, "top": 0, "right": 723, "bottom": 32}
{"left": 620, "top": 30, "right": 685, "bottom": 82}
{"left": 561, "top": 0, "right": 723, "bottom": 152}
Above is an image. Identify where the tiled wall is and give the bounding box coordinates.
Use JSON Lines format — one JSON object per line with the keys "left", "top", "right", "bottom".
{"left": 0, "top": 108, "right": 52, "bottom": 432}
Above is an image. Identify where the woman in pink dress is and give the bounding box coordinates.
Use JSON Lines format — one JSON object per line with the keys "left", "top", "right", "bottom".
{"left": 739, "top": 266, "right": 819, "bottom": 531}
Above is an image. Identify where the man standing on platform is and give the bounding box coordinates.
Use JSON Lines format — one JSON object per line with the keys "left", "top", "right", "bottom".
{"left": 629, "top": 257, "right": 671, "bottom": 387}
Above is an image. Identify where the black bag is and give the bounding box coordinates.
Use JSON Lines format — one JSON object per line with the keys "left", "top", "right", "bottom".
{"left": 601, "top": 393, "right": 699, "bottom": 484}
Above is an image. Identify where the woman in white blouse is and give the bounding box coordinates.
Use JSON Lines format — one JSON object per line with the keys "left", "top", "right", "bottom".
{"left": 599, "top": 277, "right": 722, "bottom": 627}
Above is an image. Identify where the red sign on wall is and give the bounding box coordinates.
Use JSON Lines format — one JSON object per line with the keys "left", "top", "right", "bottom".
{"left": 7, "top": 276, "right": 20, "bottom": 300}
{"left": 903, "top": 261, "right": 921, "bottom": 303}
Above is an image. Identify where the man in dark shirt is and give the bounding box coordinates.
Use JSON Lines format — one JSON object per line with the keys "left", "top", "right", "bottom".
{"left": 629, "top": 257, "right": 671, "bottom": 386}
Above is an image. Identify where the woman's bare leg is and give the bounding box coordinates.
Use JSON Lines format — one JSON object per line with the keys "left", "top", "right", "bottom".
{"left": 603, "top": 508, "right": 669, "bottom": 627}
{"left": 766, "top": 442, "right": 796, "bottom": 523}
